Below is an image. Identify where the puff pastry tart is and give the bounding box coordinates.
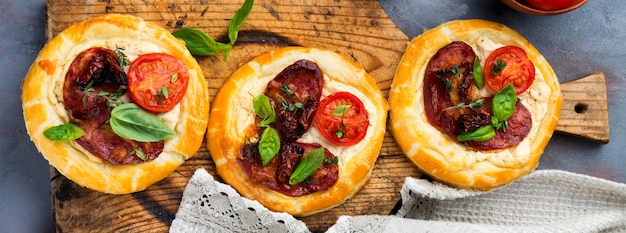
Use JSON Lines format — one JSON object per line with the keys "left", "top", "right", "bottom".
{"left": 21, "top": 14, "right": 209, "bottom": 194}
{"left": 208, "top": 47, "right": 388, "bottom": 216}
{"left": 389, "top": 19, "right": 562, "bottom": 190}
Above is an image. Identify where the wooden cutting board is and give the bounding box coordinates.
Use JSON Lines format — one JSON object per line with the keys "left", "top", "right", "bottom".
{"left": 45, "top": 0, "right": 609, "bottom": 232}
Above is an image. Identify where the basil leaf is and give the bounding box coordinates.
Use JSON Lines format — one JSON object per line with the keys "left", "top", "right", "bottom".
{"left": 258, "top": 127, "right": 280, "bottom": 166}
{"left": 171, "top": 0, "right": 253, "bottom": 60}
{"left": 43, "top": 123, "right": 84, "bottom": 141}
{"left": 473, "top": 56, "right": 484, "bottom": 89}
{"left": 289, "top": 147, "right": 325, "bottom": 185}
{"left": 131, "top": 149, "right": 147, "bottom": 161}
{"left": 457, "top": 125, "right": 495, "bottom": 142}
{"left": 253, "top": 94, "right": 276, "bottom": 127}
{"left": 229, "top": 0, "right": 254, "bottom": 45}
{"left": 171, "top": 28, "right": 230, "bottom": 56}
{"left": 110, "top": 103, "right": 175, "bottom": 142}
{"left": 332, "top": 105, "right": 351, "bottom": 117}
{"left": 335, "top": 129, "right": 344, "bottom": 139}
{"left": 492, "top": 84, "right": 517, "bottom": 122}
{"left": 171, "top": 73, "right": 179, "bottom": 83}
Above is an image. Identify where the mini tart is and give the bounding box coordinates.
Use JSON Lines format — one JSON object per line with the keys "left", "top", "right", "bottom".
{"left": 389, "top": 19, "right": 562, "bottom": 190}
{"left": 21, "top": 14, "right": 209, "bottom": 194}
{"left": 208, "top": 47, "right": 388, "bottom": 216}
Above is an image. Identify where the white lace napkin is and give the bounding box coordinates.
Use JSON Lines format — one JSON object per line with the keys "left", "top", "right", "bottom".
{"left": 170, "top": 168, "right": 309, "bottom": 233}
{"left": 171, "top": 169, "right": 626, "bottom": 233}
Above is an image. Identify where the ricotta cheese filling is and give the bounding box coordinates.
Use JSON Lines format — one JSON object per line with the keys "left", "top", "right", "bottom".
{"left": 457, "top": 37, "right": 551, "bottom": 163}
{"left": 56, "top": 39, "right": 183, "bottom": 163}
{"left": 235, "top": 53, "right": 378, "bottom": 167}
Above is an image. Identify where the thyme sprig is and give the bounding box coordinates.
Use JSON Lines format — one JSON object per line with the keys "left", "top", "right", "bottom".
{"left": 491, "top": 59, "right": 506, "bottom": 76}
{"left": 81, "top": 80, "right": 127, "bottom": 108}
{"left": 441, "top": 98, "right": 485, "bottom": 113}
{"left": 279, "top": 84, "right": 304, "bottom": 112}
{"left": 114, "top": 45, "right": 129, "bottom": 67}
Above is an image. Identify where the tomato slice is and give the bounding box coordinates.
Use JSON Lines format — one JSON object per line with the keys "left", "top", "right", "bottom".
{"left": 314, "top": 92, "right": 369, "bottom": 146}
{"left": 127, "top": 53, "right": 189, "bottom": 113}
{"left": 484, "top": 46, "right": 535, "bottom": 94}
{"left": 525, "top": 0, "right": 575, "bottom": 11}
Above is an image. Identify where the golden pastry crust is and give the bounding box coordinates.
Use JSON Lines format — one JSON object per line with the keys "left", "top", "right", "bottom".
{"left": 389, "top": 19, "right": 562, "bottom": 190}
{"left": 21, "top": 14, "right": 209, "bottom": 194}
{"left": 208, "top": 47, "right": 388, "bottom": 216}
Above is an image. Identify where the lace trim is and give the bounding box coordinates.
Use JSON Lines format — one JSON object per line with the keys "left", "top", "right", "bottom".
{"left": 170, "top": 169, "right": 309, "bottom": 233}
{"left": 327, "top": 215, "right": 392, "bottom": 233}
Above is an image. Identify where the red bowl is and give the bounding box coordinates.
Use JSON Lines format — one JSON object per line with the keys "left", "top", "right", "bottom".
{"left": 502, "top": 0, "right": 588, "bottom": 16}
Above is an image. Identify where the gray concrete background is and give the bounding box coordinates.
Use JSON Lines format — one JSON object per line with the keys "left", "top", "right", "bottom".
{"left": 1, "top": 0, "right": 624, "bottom": 232}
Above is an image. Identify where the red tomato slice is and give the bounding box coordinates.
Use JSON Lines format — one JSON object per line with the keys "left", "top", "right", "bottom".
{"left": 127, "top": 53, "right": 189, "bottom": 113}
{"left": 525, "top": 0, "right": 575, "bottom": 11}
{"left": 484, "top": 46, "right": 535, "bottom": 94}
{"left": 314, "top": 92, "right": 369, "bottom": 146}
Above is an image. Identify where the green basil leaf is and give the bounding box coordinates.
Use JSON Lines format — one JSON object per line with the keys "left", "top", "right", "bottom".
{"left": 171, "top": 0, "right": 252, "bottom": 60}
{"left": 332, "top": 105, "right": 351, "bottom": 117}
{"left": 170, "top": 73, "right": 179, "bottom": 83}
{"left": 258, "top": 127, "right": 280, "bottom": 166}
{"left": 161, "top": 86, "right": 169, "bottom": 99}
{"left": 110, "top": 103, "right": 175, "bottom": 142}
{"left": 172, "top": 28, "right": 231, "bottom": 56}
{"left": 253, "top": 94, "right": 276, "bottom": 127}
{"left": 228, "top": 0, "right": 254, "bottom": 46}
{"left": 491, "top": 116, "right": 501, "bottom": 128}
{"left": 492, "top": 84, "right": 517, "bottom": 122}
{"left": 335, "top": 129, "right": 344, "bottom": 139}
{"left": 473, "top": 56, "right": 484, "bottom": 89}
{"left": 43, "top": 123, "right": 84, "bottom": 141}
{"left": 491, "top": 116, "right": 509, "bottom": 131}
{"left": 457, "top": 125, "right": 495, "bottom": 142}
{"left": 289, "top": 147, "right": 325, "bottom": 185}
{"left": 132, "top": 149, "right": 147, "bottom": 161}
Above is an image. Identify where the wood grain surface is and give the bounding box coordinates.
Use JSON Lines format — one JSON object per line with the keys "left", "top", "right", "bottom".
{"left": 47, "top": 0, "right": 413, "bottom": 232}
{"left": 45, "top": 0, "right": 609, "bottom": 232}
{"left": 556, "top": 72, "right": 610, "bottom": 144}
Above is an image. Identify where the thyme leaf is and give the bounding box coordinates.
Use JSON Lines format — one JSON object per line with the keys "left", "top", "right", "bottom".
{"left": 492, "top": 59, "right": 506, "bottom": 76}
{"left": 114, "top": 46, "right": 129, "bottom": 67}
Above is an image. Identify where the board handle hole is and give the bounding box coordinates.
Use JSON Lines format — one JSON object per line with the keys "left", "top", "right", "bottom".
{"left": 574, "top": 103, "right": 588, "bottom": 114}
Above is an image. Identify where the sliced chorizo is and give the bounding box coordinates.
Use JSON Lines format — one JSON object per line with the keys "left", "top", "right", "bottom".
{"left": 265, "top": 60, "right": 323, "bottom": 143}
{"left": 239, "top": 142, "right": 339, "bottom": 197}
{"left": 64, "top": 47, "right": 163, "bottom": 165}
{"left": 423, "top": 42, "right": 533, "bottom": 151}
{"left": 63, "top": 47, "right": 127, "bottom": 120}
